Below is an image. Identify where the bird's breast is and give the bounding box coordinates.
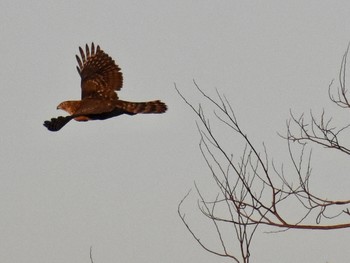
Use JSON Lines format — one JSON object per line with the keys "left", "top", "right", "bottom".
{"left": 74, "top": 116, "right": 90, "bottom": 122}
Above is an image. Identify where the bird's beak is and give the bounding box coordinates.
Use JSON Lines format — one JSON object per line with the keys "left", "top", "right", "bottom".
{"left": 57, "top": 105, "right": 61, "bottom": 110}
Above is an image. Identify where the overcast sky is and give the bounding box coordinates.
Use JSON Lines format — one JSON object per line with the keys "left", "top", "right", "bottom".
{"left": 1, "top": 1, "right": 350, "bottom": 263}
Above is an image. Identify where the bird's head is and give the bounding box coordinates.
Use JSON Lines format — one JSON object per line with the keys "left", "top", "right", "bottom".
{"left": 56, "top": 100, "right": 80, "bottom": 115}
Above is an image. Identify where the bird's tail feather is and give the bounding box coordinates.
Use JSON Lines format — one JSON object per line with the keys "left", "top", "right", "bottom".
{"left": 117, "top": 100, "right": 167, "bottom": 114}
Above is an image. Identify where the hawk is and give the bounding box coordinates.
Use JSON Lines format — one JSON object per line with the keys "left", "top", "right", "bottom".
{"left": 44, "top": 43, "right": 167, "bottom": 131}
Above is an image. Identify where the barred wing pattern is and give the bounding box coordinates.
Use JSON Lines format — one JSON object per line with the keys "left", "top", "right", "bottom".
{"left": 76, "top": 43, "right": 123, "bottom": 100}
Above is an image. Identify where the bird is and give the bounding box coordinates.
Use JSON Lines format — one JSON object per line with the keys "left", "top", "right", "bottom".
{"left": 43, "top": 43, "right": 167, "bottom": 131}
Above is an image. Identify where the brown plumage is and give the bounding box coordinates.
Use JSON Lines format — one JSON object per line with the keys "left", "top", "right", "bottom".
{"left": 44, "top": 43, "right": 167, "bottom": 131}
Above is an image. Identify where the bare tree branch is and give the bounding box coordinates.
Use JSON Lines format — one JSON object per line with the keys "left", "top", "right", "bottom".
{"left": 90, "top": 246, "right": 94, "bottom": 263}
{"left": 176, "top": 45, "right": 350, "bottom": 261}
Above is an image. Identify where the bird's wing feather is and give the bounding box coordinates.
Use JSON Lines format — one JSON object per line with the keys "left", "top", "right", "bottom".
{"left": 76, "top": 43, "right": 123, "bottom": 100}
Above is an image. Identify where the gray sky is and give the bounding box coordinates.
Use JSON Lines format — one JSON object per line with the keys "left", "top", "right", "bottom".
{"left": 1, "top": 1, "right": 350, "bottom": 262}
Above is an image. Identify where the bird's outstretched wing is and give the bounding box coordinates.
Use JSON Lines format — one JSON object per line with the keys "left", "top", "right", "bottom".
{"left": 43, "top": 116, "right": 73, "bottom": 132}
{"left": 76, "top": 43, "right": 123, "bottom": 100}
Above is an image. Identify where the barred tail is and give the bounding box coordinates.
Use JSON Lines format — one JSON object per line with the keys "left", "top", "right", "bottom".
{"left": 117, "top": 100, "right": 167, "bottom": 114}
